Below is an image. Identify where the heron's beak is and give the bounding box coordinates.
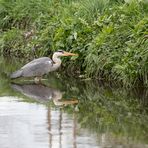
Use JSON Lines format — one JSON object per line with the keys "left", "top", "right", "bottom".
{"left": 62, "top": 51, "right": 78, "bottom": 56}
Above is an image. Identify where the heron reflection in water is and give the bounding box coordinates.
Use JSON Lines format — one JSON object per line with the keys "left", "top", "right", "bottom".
{"left": 10, "top": 50, "right": 78, "bottom": 82}
{"left": 11, "top": 83, "right": 78, "bottom": 106}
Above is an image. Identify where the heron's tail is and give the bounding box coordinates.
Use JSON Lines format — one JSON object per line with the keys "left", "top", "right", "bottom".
{"left": 10, "top": 70, "right": 23, "bottom": 79}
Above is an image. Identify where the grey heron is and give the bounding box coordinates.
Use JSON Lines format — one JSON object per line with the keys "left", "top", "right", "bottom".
{"left": 10, "top": 50, "right": 78, "bottom": 82}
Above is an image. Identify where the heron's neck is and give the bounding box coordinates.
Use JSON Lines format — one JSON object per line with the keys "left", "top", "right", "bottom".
{"left": 52, "top": 54, "right": 62, "bottom": 71}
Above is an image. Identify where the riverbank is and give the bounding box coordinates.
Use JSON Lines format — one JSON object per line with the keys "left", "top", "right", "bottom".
{"left": 0, "top": 0, "right": 147, "bottom": 87}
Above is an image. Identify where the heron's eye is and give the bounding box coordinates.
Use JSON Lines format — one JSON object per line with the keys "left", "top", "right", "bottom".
{"left": 57, "top": 50, "right": 64, "bottom": 53}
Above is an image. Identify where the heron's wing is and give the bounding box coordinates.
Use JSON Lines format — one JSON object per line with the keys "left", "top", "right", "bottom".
{"left": 22, "top": 57, "right": 53, "bottom": 69}
{"left": 21, "top": 58, "right": 53, "bottom": 77}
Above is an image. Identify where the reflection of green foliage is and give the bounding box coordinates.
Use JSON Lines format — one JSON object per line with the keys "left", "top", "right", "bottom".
{"left": 75, "top": 83, "right": 148, "bottom": 143}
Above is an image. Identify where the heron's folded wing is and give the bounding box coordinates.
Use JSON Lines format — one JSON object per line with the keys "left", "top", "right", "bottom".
{"left": 22, "top": 57, "right": 53, "bottom": 69}
{"left": 21, "top": 59, "right": 53, "bottom": 77}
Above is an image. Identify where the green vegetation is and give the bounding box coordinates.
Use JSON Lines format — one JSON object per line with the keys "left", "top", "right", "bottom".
{"left": 0, "top": 0, "right": 148, "bottom": 87}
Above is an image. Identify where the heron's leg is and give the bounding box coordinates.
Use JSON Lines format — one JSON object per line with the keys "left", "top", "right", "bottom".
{"left": 34, "top": 76, "right": 42, "bottom": 83}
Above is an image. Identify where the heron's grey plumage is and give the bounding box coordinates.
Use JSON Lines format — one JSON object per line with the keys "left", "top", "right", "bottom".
{"left": 10, "top": 57, "right": 54, "bottom": 78}
{"left": 10, "top": 69, "right": 23, "bottom": 79}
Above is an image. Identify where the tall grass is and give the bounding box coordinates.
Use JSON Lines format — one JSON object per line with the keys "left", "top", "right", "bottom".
{"left": 0, "top": 0, "right": 148, "bottom": 87}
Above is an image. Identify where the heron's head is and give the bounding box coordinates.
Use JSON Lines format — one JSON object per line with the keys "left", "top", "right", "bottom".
{"left": 54, "top": 50, "right": 78, "bottom": 57}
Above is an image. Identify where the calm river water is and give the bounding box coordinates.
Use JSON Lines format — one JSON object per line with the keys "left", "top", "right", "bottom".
{"left": 0, "top": 57, "right": 148, "bottom": 148}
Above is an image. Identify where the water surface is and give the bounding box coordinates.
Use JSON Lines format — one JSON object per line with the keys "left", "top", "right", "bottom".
{"left": 0, "top": 57, "right": 148, "bottom": 148}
